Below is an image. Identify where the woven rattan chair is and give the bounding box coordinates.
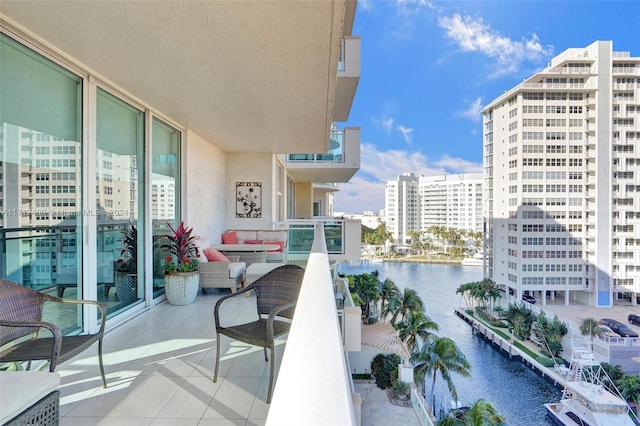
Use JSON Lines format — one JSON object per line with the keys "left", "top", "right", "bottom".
{"left": 0, "top": 280, "right": 108, "bottom": 388}
{"left": 213, "top": 264, "right": 304, "bottom": 403}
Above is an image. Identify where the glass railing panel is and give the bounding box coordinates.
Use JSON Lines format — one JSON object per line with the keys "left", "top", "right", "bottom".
{"left": 287, "top": 130, "right": 345, "bottom": 164}
{"left": 287, "top": 219, "right": 344, "bottom": 255}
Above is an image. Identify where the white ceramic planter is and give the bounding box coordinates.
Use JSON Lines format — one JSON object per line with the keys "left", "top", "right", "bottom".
{"left": 164, "top": 272, "right": 199, "bottom": 305}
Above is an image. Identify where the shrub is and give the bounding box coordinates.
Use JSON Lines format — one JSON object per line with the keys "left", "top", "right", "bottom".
{"left": 537, "top": 356, "right": 554, "bottom": 367}
{"left": 352, "top": 373, "right": 372, "bottom": 380}
{"left": 465, "top": 309, "right": 474, "bottom": 315}
{"left": 371, "top": 353, "right": 401, "bottom": 390}
{"left": 540, "top": 349, "right": 551, "bottom": 358}
{"left": 390, "top": 380, "right": 410, "bottom": 399}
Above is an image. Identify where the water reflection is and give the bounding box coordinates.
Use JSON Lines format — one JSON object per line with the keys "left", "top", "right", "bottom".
{"left": 338, "top": 261, "right": 561, "bottom": 426}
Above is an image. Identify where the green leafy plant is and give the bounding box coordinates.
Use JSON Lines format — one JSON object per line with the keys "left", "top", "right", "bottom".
{"left": 162, "top": 221, "right": 200, "bottom": 273}
{"left": 116, "top": 225, "right": 137, "bottom": 273}
{"left": 371, "top": 353, "right": 401, "bottom": 390}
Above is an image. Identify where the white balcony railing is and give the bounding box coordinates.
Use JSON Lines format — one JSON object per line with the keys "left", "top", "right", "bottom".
{"left": 267, "top": 222, "right": 357, "bottom": 425}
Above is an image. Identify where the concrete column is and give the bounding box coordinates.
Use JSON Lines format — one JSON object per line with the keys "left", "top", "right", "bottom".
{"left": 565, "top": 291, "right": 570, "bottom": 305}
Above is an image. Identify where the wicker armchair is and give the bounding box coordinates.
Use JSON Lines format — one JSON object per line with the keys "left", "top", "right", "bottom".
{"left": 198, "top": 256, "right": 246, "bottom": 293}
{"left": 214, "top": 264, "right": 304, "bottom": 403}
{"left": 0, "top": 280, "right": 108, "bottom": 388}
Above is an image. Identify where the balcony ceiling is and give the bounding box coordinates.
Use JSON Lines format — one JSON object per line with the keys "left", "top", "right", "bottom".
{"left": 0, "top": 1, "right": 346, "bottom": 153}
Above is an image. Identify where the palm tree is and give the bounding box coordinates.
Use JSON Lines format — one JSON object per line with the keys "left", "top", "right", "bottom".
{"left": 456, "top": 282, "right": 475, "bottom": 308}
{"left": 411, "top": 335, "right": 471, "bottom": 413}
{"left": 579, "top": 318, "right": 602, "bottom": 345}
{"left": 395, "top": 310, "right": 439, "bottom": 353}
{"left": 503, "top": 302, "right": 535, "bottom": 340}
{"left": 379, "top": 278, "right": 400, "bottom": 321}
{"left": 618, "top": 374, "right": 640, "bottom": 416}
{"left": 437, "top": 399, "right": 505, "bottom": 426}
{"left": 387, "top": 288, "right": 424, "bottom": 325}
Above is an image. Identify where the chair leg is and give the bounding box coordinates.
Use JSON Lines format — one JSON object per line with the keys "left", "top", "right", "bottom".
{"left": 263, "top": 347, "right": 268, "bottom": 362}
{"left": 214, "top": 332, "right": 221, "bottom": 383}
{"left": 267, "top": 347, "right": 275, "bottom": 404}
{"left": 98, "top": 338, "right": 107, "bottom": 388}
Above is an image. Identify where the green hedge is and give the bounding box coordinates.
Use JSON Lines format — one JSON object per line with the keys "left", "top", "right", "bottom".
{"left": 537, "top": 356, "right": 554, "bottom": 367}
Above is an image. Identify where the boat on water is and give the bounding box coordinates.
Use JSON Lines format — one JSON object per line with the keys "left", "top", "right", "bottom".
{"left": 461, "top": 253, "right": 484, "bottom": 266}
{"left": 544, "top": 343, "right": 636, "bottom": 426}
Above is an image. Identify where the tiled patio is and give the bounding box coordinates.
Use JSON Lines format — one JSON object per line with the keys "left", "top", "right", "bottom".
{"left": 56, "top": 291, "right": 286, "bottom": 426}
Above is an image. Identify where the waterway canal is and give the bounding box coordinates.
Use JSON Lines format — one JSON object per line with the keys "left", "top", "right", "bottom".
{"left": 337, "top": 261, "right": 562, "bottom": 426}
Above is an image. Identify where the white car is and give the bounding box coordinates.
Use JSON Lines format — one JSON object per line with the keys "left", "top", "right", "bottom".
{"left": 598, "top": 325, "right": 619, "bottom": 338}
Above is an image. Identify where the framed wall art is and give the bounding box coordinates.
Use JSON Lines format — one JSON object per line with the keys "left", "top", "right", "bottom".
{"left": 236, "top": 182, "right": 262, "bottom": 218}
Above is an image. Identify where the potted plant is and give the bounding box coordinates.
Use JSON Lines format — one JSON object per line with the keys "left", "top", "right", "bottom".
{"left": 162, "top": 221, "right": 201, "bottom": 305}
{"left": 115, "top": 225, "right": 138, "bottom": 305}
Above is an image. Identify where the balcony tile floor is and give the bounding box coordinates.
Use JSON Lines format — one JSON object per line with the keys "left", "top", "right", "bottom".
{"left": 57, "top": 291, "right": 285, "bottom": 426}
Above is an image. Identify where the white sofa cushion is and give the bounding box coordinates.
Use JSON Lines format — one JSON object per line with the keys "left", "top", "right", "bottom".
{"left": 0, "top": 372, "right": 60, "bottom": 424}
{"left": 228, "top": 262, "right": 246, "bottom": 279}
{"left": 257, "top": 230, "right": 287, "bottom": 243}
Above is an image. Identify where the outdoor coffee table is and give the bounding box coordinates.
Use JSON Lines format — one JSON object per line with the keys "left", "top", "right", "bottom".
{"left": 210, "top": 244, "right": 280, "bottom": 267}
{"left": 246, "top": 262, "right": 286, "bottom": 285}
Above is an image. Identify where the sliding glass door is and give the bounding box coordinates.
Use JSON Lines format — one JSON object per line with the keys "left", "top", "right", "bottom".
{"left": 0, "top": 33, "right": 84, "bottom": 333}
{"left": 96, "top": 89, "right": 145, "bottom": 315}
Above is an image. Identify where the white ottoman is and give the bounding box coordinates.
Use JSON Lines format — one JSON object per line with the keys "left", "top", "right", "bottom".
{"left": 246, "top": 263, "right": 285, "bottom": 285}
{"left": 0, "top": 371, "right": 60, "bottom": 426}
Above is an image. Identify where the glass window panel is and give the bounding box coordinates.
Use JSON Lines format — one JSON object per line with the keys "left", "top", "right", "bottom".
{"left": 152, "top": 117, "right": 181, "bottom": 298}
{"left": 0, "top": 34, "right": 83, "bottom": 334}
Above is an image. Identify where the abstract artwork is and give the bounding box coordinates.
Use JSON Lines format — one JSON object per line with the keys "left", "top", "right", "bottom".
{"left": 236, "top": 182, "right": 262, "bottom": 218}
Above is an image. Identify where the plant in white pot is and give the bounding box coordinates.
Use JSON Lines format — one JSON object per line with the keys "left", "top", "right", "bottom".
{"left": 162, "top": 221, "right": 201, "bottom": 305}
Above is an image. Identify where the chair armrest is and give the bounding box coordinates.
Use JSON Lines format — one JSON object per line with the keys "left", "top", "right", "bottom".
{"left": 214, "top": 281, "right": 259, "bottom": 329}
{"left": 60, "top": 299, "right": 107, "bottom": 334}
{"left": 266, "top": 301, "right": 296, "bottom": 340}
{"left": 0, "top": 320, "right": 63, "bottom": 365}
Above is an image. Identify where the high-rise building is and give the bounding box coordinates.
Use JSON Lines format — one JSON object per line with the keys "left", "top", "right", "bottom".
{"left": 419, "top": 174, "right": 483, "bottom": 233}
{"left": 385, "top": 173, "right": 420, "bottom": 245}
{"left": 385, "top": 172, "right": 483, "bottom": 245}
{"left": 482, "top": 40, "right": 640, "bottom": 307}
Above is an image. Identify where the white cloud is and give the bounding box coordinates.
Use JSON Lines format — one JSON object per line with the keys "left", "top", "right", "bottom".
{"left": 397, "top": 125, "right": 413, "bottom": 145}
{"left": 333, "top": 143, "right": 483, "bottom": 213}
{"left": 359, "top": 0, "right": 374, "bottom": 12}
{"left": 394, "top": 0, "right": 438, "bottom": 16}
{"left": 458, "top": 97, "right": 483, "bottom": 122}
{"left": 371, "top": 115, "right": 395, "bottom": 135}
{"left": 438, "top": 13, "right": 553, "bottom": 77}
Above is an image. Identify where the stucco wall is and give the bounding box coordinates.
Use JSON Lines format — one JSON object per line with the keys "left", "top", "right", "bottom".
{"left": 295, "top": 182, "right": 313, "bottom": 219}
{"left": 185, "top": 129, "right": 227, "bottom": 242}
{"left": 225, "top": 152, "right": 275, "bottom": 232}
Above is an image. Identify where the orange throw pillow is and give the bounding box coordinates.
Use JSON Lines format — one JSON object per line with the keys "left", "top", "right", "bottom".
{"left": 221, "top": 231, "right": 238, "bottom": 244}
{"left": 265, "top": 241, "right": 285, "bottom": 252}
{"left": 203, "top": 248, "right": 230, "bottom": 262}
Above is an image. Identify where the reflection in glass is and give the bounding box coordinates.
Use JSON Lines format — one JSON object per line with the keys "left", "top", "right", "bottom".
{"left": 152, "top": 118, "right": 181, "bottom": 298}
{"left": 0, "top": 34, "right": 83, "bottom": 333}
{"left": 96, "top": 89, "right": 144, "bottom": 316}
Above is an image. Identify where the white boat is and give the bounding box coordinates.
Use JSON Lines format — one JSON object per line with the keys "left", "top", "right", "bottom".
{"left": 461, "top": 253, "right": 484, "bottom": 266}
{"left": 544, "top": 344, "right": 636, "bottom": 426}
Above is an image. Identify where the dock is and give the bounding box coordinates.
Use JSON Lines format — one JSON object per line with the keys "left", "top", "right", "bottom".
{"left": 455, "top": 308, "right": 569, "bottom": 389}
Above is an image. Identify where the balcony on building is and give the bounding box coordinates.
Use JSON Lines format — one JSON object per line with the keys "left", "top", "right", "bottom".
{"left": 284, "top": 127, "right": 360, "bottom": 183}
{"left": 334, "top": 37, "right": 361, "bottom": 122}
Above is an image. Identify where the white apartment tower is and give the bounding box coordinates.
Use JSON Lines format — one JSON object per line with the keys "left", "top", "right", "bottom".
{"left": 419, "top": 174, "right": 483, "bottom": 233}
{"left": 482, "top": 41, "right": 640, "bottom": 308}
{"left": 385, "top": 172, "right": 483, "bottom": 245}
{"left": 385, "top": 173, "right": 419, "bottom": 245}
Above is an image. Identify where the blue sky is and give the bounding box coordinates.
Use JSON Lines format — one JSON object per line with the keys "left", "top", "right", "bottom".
{"left": 334, "top": 0, "right": 640, "bottom": 214}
